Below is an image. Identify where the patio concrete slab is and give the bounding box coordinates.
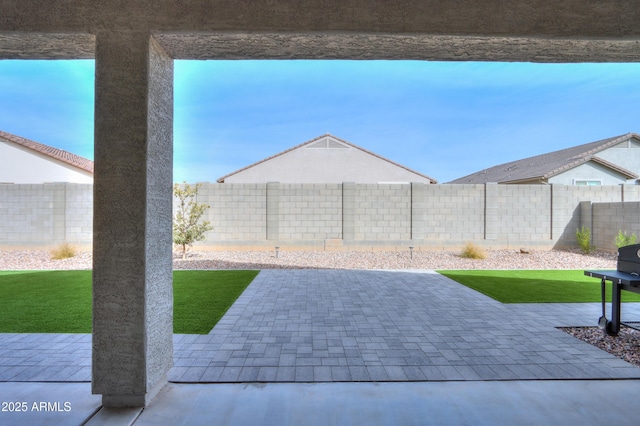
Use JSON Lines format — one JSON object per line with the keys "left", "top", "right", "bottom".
{"left": 128, "top": 380, "right": 640, "bottom": 426}
{"left": 1, "top": 270, "right": 640, "bottom": 382}
{"left": 0, "top": 333, "right": 91, "bottom": 381}
{"left": 171, "top": 269, "right": 640, "bottom": 382}
{"left": 4, "top": 380, "right": 639, "bottom": 426}
{"left": 0, "top": 382, "right": 100, "bottom": 426}
{"left": 1, "top": 269, "right": 640, "bottom": 425}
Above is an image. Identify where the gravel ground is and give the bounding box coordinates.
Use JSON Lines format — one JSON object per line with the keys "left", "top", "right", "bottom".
{"left": 560, "top": 326, "right": 640, "bottom": 367}
{"left": 172, "top": 248, "right": 618, "bottom": 271}
{"left": 0, "top": 247, "right": 617, "bottom": 271}
{"left": 2, "top": 247, "right": 636, "bottom": 367}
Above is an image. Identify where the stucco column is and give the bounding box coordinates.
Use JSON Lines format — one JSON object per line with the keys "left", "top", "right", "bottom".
{"left": 92, "top": 32, "right": 174, "bottom": 407}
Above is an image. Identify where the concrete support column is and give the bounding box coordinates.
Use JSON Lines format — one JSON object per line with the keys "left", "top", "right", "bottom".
{"left": 92, "top": 32, "right": 174, "bottom": 408}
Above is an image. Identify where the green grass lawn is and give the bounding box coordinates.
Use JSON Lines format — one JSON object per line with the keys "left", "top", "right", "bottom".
{"left": 0, "top": 270, "right": 258, "bottom": 334}
{"left": 438, "top": 270, "right": 640, "bottom": 303}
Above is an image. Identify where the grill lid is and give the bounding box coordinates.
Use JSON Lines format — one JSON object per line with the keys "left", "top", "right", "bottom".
{"left": 617, "top": 243, "right": 640, "bottom": 275}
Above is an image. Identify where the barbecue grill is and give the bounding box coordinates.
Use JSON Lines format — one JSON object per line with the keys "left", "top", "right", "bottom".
{"left": 585, "top": 243, "right": 640, "bottom": 335}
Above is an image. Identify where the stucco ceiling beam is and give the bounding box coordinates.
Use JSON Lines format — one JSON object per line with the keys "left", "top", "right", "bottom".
{"left": 154, "top": 33, "right": 640, "bottom": 63}
{"left": 2, "top": 31, "right": 639, "bottom": 63}
{"left": 0, "top": 33, "right": 95, "bottom": 59}
{"left": 1, "top": 1, "right": 639, "bottom": 37}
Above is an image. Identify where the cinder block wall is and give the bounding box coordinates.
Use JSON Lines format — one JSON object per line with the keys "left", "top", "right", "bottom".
{"left": 191, "top": 182, "right": 635, "bottom": 250}
{"left": 198, "top": 183, "right": 266, "bottom": 242}
{"left": 0, "top": 183, "right": 93, "bottom": 247}
{"left": 274, "top": 183, "right": 342, "bottom": 240}
{"left": 556, "top": 185, "right": 623, "bottom": 248}
{"left": 622, "top": 185, "right": 640, "bottom": 202}
{"left": 418, "top": 184, "right": 484, "bottom": 244}
{"left": 64, "top": 183, "right": 93, "bottom": 243}
{"left": 485, "top": 184, "right": 552, "bottom": 245}
{"left": 592, "top": 201, "right": 640, "bottom": 251}
{"left": 2, "top": 182, "right": 638, "bottom": 251}
{"left": 350, "top": 184, "right": 411, "bottom": 241}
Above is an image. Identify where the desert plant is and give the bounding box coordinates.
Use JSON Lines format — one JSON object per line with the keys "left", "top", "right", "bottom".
{"left": 50, "top": 242, "right": 76, "bottom": 260}
{"left": 615, "top": 230, "right": 637, "bottom": 248}
{"left": 173, "top": 182, "right": 214, "bottom": 259}
{"left": 576, "top": 226, "right": 593, "bottom": 254}
{"left": 460, "top": 242, "right": 487, "bottom": 259}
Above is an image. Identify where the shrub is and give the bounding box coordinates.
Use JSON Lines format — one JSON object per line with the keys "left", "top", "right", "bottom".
{"left": 50, "top": 242, "right": 76, "bottom": 260}
{"left": 460, "top": 242, "right": 487, "bottom": 259}
{"left": 576, "top": 226, "right": 593, "bottom": 254}
{"left": 615, "top": 230, "right": 637, "bottom": 248}
{"left": 173, "top": 182, "right": 214, "bottom": 260}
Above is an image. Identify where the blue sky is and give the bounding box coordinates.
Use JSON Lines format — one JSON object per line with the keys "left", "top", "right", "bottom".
{"left": 1, "top": 60, "right": 639, "bottom": 183}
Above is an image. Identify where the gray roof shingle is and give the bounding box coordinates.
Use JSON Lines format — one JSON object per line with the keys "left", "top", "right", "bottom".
{"left": 449, "top": 133, "right": 639, "bottom": 184}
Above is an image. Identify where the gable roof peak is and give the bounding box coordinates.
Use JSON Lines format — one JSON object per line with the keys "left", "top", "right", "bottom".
{"left": 217, "top": 133, "right": 437, "bottom": 183}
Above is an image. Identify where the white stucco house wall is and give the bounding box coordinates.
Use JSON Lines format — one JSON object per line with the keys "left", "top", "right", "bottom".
{"left": 449, "top": 133, "right": 640, "bottom": 185}
{"left": 217, "top": 134, "right": 436, "bottom": 184}
{"left": 0, "top": 130, "right": 93, "bottom": 183}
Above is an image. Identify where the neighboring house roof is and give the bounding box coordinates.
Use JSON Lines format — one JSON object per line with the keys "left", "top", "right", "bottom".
{"left": 0, "top": 130, "right": 94, "bottom": 174}
{"left": 449, "top": 133, "right": 640, "bottom": 184}
{"left": 217, "top": 133, "right": 437, "bottom": 183}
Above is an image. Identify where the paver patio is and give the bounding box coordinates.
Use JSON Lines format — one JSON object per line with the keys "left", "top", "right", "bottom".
{"left": 1, "top": 269, "right": 639, "bottom": 382}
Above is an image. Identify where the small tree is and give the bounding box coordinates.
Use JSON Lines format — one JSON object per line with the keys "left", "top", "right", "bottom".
{"left": 173, "top": 182, "right": 213, "bottom": 259}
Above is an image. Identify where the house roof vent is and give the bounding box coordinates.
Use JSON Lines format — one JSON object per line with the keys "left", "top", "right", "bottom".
{"left": 307, "top": 136, "right": 348, "bottom": 149}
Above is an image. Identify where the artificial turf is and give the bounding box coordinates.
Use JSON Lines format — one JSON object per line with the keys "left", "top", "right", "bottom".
{"left": 172, "top": 270, "right": 258, "bottom": 334}
{"left": 0, "top": 270, "right": 258, "bottom": 334}
{"left": 438, "top": 269, "right": 640, "bottom": 303}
